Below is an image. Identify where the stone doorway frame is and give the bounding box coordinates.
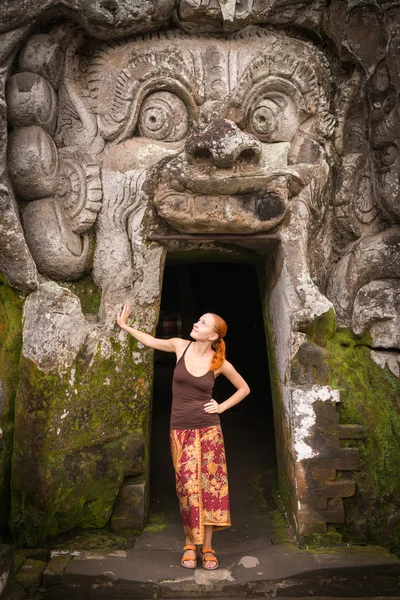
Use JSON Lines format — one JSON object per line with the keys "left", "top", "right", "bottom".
{"left": 144, "top": 237, "right": 364, "bottom": 545}
{"left": 147, "top": 240, "right": 291, "bottom": 532}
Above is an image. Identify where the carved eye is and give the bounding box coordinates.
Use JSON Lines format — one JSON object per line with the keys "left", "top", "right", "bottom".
{"left": 137, "top": 91, "right": 190, "bottom": 142}
{"left": 248, "top": 93, "right": 298, "bottom": 142}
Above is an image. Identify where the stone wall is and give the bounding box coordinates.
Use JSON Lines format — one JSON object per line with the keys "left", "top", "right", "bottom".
{"left": 0, "top": 0, "right": 400, "bottom": 551}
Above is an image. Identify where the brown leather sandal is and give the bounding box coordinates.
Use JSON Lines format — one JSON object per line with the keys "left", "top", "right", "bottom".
{"left": 181, "top": 544, "right": 197, "bottom": 569}
{"left": 201, "top": 547, "right": 219, "bottom": 570}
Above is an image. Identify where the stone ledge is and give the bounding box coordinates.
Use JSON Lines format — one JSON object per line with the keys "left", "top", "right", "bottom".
{"left": 1, "top": 583, "right": 25, "bottom": 600}
{"left": 43, "top": 544, "right": 400, "bottom": 599}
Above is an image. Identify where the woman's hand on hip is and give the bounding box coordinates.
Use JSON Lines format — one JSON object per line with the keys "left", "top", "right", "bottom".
{"left": 204, "top": 399, "right": 221, "bottom": 414}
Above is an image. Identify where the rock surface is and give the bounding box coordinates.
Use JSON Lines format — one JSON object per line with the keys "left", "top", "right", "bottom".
{"left": 1, "top": 0, "right": 400, "bottom": 553}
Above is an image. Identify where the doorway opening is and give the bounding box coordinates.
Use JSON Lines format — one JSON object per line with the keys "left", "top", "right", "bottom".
{"left": 150, "top": 260, "right": 278, "bottom": 547}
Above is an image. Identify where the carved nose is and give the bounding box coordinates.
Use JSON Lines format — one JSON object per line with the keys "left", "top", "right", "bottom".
{"left": 185, "top": 119, "right": 261, "bottom": 168}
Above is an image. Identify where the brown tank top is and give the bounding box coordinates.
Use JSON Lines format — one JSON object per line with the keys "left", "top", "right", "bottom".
{"left": 170, "top": 342, "right": 220, "bottom": 430}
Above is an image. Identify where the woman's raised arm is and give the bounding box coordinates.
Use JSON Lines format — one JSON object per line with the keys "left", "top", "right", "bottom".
{"left": 116, "top": 302, "right": 187, "bottom": 353}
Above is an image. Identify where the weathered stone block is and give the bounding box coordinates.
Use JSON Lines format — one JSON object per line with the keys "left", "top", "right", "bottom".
{"left": 111, "top": 482, "right": 146, "bottom": 530}
{"left": 313, "top": 402, "right": 340, "bottom": 427}
{"left": 318, "top": 498, "right": 345, "bottom": 524}
{"left": 333, "top": 448, "right": 363, "bottom": 471}
{"left": 311, "top": 427, "right": 341, "bottom": 453}
{"left": 15, "top": 558, "right": 46, "bottom": 597}
{"left": 1, "top": 583, "right": 25, "bottom": 600}
{"left": 309, "top": 497, "right": 328, "bottom": 510}
{"left": 43, "top": 554, "right": 73, "bottom": 586}
{"left": 291, "top": 342, "right": 331, "bottom": 385}
{"left": 317, "top": 481, "right": 356, "bottom": 499}
{"left": 0, "top": 544, "right": 14, "bottom": 598}
{"left": 308, "top": 459, "right": 337, "bottom": 481}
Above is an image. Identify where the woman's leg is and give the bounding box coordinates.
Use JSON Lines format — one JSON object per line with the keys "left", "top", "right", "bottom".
{"left": 204, "top": 524, "right": 213, "bottom": 547}
{"left": 202, "top": 525, "right": 216, "bottom": 569}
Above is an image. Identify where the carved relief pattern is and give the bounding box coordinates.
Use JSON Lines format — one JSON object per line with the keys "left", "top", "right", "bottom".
{"left": 1, "top": 0, "right": 400, "bottom": 545}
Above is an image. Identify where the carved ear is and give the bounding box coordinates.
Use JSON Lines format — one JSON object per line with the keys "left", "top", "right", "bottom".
{"left": 58, "top": 35, "right": 103, "bottom": 153}
{"left": 333, "top": 69, "right": 362, "bottom": 156}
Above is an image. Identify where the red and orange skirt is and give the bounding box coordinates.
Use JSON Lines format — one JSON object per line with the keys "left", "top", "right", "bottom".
{"left": 170, "top": 425, "right": 231, "bottom": 545}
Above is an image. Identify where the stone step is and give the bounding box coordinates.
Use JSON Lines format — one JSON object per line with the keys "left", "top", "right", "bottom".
{"left": 1, "top": 583, "right": 26, "bottom": 600}
{"left": 44, "top": 544, "right": 400, "bottom": 599}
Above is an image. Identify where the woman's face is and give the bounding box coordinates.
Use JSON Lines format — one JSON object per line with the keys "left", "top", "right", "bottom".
{"left": 190, "top": 313, "right": 218, "bottom": 343}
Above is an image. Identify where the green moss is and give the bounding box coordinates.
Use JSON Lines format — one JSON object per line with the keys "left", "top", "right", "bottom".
{"left": 144, "top": 513, "right": 168, "bottom": 533}
{"left": 301, "top": 544, "right": 398, "bottom": 560}
{"left": 0, "top": 275, "right": 24, "bottom": 536}
{"left": 10, "top": 333, "right": 154, "bottom": 546}
{"left": 49, "top": 527, "right": 140, "bottom": 551}
{"left": 62, "top": 274, "right": 101, "bottom": 316}
{"left": 307, "top": 325, "right": 400, "bottom": 554}
{"left": 305, "top": 526, "right": 344, "bottom": 548}
{"left": 15, "top": 558, "right": 47, "bottom": 590}
{"left": 13, "top": 550, "right": 29, "bottom": 574}
{"left": 304, "top": 308, "right": 336, "bottom": 346}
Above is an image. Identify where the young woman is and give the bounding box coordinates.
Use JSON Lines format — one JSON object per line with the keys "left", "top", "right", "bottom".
{"left": 117, "top": 304, "right": 250, "bottom": 570}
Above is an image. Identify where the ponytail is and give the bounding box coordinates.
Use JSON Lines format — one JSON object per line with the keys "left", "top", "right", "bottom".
{"left": 209, "top": 313, "right": 227, "bottom": 372}
{"left": 211, "top": 338, "right": 226, "bottom": 372}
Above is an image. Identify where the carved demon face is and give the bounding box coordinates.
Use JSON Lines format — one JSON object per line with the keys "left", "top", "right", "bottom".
{"left": 7, "top": 28, "right": 334, "bottom": 284}
{"left": 97, "top": 30, "right": 333, "bottom": 233}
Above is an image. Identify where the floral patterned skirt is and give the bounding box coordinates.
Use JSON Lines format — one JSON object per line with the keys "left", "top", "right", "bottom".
{"left": 170, "top": 425, "right": 231, "bottom": 545}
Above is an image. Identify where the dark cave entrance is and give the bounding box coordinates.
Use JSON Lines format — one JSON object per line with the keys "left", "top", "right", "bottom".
{"left": 150, "top": 260, "right": 278, "bottom": 542}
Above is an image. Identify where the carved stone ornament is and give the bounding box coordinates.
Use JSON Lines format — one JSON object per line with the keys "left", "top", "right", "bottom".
{"left": 1, "top": 0, "right": 400, "bottom": 552}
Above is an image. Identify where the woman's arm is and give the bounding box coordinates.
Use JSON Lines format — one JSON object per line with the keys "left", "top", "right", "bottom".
{"left": 116, "top": 302, "right": 187, "bottom": 353}
{"left": 204, "top": 360, "right": 250, "bottom": 414}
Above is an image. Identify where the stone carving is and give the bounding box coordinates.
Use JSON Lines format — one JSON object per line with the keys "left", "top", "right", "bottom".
{"left": 0, "top": 1, "right": 175, "bottom": 39}
{"left": 81, "top": 29, "right": 333, "bottom": 326}
{"left": 1, "top": 0, "right": 400, "bottom": 550}
{"left": 22, "top": 282, "right": 90, "bottom": 373}
{"left": 327, "top": 228, "right": 400, "bottom": 377}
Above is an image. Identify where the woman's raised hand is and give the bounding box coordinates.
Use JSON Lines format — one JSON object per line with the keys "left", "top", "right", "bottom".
{"left": 116, "top": 302, "right": 131, "bottom": 328}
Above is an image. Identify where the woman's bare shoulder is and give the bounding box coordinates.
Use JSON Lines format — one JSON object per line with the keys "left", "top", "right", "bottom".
{"left": 170, "top": 337, "right": 191, "bottom": 352}
{"left": 215, "top": 359, "right": 235, "bottom": 376}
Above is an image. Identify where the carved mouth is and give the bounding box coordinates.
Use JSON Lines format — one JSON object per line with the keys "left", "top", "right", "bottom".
{"left": 161, "top": 153, "right": 308, "bottom": 197}
{"left": 154, "top": 183, "right": 289, "bottom": 233}
{"left": 153, "top": 151, "right": 315, "bottom": 233}
{"left": 175, "top": 168, "right": 305, "bottom": 196}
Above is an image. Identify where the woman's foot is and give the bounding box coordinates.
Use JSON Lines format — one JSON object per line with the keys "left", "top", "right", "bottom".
{"left": 201, "top": 547, "right": 219, "bottom": 570}
{"left": 181, "top": 544, "right": 197, "bottom": 569}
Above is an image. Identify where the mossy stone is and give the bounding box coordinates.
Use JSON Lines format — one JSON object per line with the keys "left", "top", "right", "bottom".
{"left": 10, "top": 332, "right": 154, "bottom": 546}
{"left": 0, "top": 276, "right": 23, "bottom": 537}
{"left": 15, "top": 558, "right": 46, "bottom": 594}
{"left": 307, "top": 324, "right": 400, "bottom": 554}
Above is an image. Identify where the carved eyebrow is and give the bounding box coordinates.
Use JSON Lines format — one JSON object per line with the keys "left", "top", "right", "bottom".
{"left": 232, "top": 52, "right": 320, "bottom": 116}
{"left": 89, "top": 42, "right": 201, "bottom": 143}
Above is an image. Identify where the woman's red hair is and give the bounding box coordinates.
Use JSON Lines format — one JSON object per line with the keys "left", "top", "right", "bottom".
{"left": 209, "top": 313, "right": 227, "bottom": 372}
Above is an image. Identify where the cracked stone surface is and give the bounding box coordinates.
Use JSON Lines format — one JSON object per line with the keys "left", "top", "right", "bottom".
{"left": 1, "top": 0, "right": 400, "bottom": 550}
